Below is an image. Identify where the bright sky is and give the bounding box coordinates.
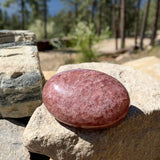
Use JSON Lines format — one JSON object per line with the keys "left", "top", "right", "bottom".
{"left": 48, "top": 0, "right": 63, "bottom": 16}
{"left": 0, "top": 0, "right": 64, "bottom": 16}
{"left": 0, "top": 0, "right": 148, "bottom": 17}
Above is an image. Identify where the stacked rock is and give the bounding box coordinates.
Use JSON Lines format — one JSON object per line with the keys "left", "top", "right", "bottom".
{"left": 2, "top": 30, "right": 159, "bottom": 160}
{"left": 0, "top": 119, "right": 30, "bottom": 160}
{"left": 0, "top": 30, "right": 45, "bottom": 160}
{"left": 0, "top": 30, "right": 45, "bottom": 118}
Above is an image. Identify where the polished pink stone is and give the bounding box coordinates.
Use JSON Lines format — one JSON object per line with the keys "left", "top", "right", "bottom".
{"left": 42, "top": 69, "right": 130, "bottom": 129}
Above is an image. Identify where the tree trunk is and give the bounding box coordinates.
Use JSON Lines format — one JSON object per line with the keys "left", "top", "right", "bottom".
{"left": 91, "top": 0, "right": 96, "bottom": 23}
{"left": 150, "top": 0, "right": 160, "bottom": 46}
{"left": 140, "top": 0, "right": 151, "bottom": 50}
{"left": 97, "top": 0, "right": 102, "bottom": 36}
{"left": 117, "top": 0, "right": 121, "bottom": 38}
{"left": 21, "top": 0, "right": 25, "bottom": 29}
{"left": 120, "top": 0, "right": 125, "bottom": 48}
{"left": 134, "top": 0, "right": 141, "bottom": 47}
{"left": 74, "top": 2, "right": 78, "bottom": 24}
{"left": 106, "top": 0, "right": 112, "bottom": 31}
{"left": 112, "top": 0, "right": 118, "bottom": 50}
{"left": 43, "top": 0, "right": 47, "bottom": 39}
{"left": 30, "top": 0, "right": 40, "bottom": 23}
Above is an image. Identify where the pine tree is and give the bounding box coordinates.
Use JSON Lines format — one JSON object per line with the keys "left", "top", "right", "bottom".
{"left": 91, "top": 0, "right": 97, "bottom": 23}
{"left": 140, "top": 0, "right": 151, "bottom": 50}
{"left": 3, "top": 0, "right": 27, "bottom": 29}
{"left": 60, "top": 0, "right": 81, "bottom": 24}
{"left": 134, "top": 0, "right": 141, "bottom": 47}
{"left": 150, "top": 0, "right": 160, "bottom": 46}
{"left": 120, "top": 0, "right": 125, "bottom": 48}
{"left": 112, "top": 0, "right": 118, "bottom": 50}
{"left": 28, "top": 0, "right": 41, "bottom": 23}
{"left": 43, "top": 0, "right": 47, "bottom": 39}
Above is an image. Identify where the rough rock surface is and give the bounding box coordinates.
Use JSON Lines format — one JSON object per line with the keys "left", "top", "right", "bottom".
{"left": 23, "top": 104, "right": 160, "bottom": 160}
{"left": 0, "top": 119, "right": 30, "bottom": 160}
{"left": 43, "top": 69, "right": 130, "bottom": 129}
{"left": 123, "top": 56, "right": 160, "bottom": 82}
{"left": 0, "top": 30, "right": 45, "bottom": 118}
{"left": 23, "top": 62, "right": 160, "bottom": 160}
{"left": 57, "top": 62, "right": 160, "bottom": 114}
{"left": 42, "top": 71, "right": 56, "bottom": 80}
{"left": 0, "top": 30, "right": 36, "bottom": 46}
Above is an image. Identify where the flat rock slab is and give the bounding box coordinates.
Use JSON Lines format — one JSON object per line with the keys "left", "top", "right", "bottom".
{"left": 123, "top": 56, "right": 160, "bottom": 82}
{"left": 23, "top": 62, "right": 160, "bottom": 160}
{"left": 0, "top": 30, "right": 45, "bottom": 118}
{"left": 57, "top": 62, "right": 160, "bottom": 114}
{"left": 0, "top": 119, "right": 30, "bottom": 160}
{"left": 0, "top": 30, "right": 36, "bottom": 47}
{"left": 23, "top": 104, "right": 160, "bottom": 160}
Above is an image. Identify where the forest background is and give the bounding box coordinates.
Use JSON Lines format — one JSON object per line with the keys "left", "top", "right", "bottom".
{"left": 0, "top": 0, "right": 159, "bottom": 62}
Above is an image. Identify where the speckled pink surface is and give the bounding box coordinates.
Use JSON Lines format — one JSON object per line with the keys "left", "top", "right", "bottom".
{"left": 42, "top": 69, "right": 130, "bottom": 129}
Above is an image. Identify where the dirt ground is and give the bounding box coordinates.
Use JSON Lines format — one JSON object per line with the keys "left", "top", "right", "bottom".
{"left": 94, "top": 38, "right": 151, "bottom": 53}
{"left": 39, "top": 37, "right": 160, "bottom": 71}
{"left": 39, "top": 50, "right": 76, "bottom": 71}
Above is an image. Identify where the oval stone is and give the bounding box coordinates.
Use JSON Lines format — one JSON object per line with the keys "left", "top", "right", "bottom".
{"left": 42, "top": 69, "right": 130, "bottom": 129}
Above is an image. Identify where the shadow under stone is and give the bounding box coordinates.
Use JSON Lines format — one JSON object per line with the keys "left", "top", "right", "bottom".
{"left": 30, "top": 152, "right": 50, "bottom": 160}
{"left": 126, "top": 105, "right": 144, "bottom": 119}
{"left": 1, "top": 117, "right": 31, "bottom": 127}
{"left": 55, "top": 105, "right": 144, "bottom": 143}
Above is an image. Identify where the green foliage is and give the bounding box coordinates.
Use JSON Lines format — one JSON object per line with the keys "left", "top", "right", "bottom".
{"left": 68, "top": 21, "right": 110, "bottom": 62}
{"left": 99, "top": 27, "right": 111, "bottom": 40}
{"left": 3, "top": 0, "right": 29, "bottom": 29}
{"left": 8, "top": 14, "right": 21, "bottom": 29}
{"left": 29, "top": 19, "right": 43, "bottom": 39}
{"left": 60, "top": 0, "right": 81, "bottom": 9}
{"left": 69, "top": 22, "right": 96, "bottom": 47}
{"left": 0, "top": 10, "right": 4, "bottom": 29}
{"left": 147, "top": 1, "right": 157, "bottom": 31}
{"left": 125, "top": 0, "right": 138, "bottom": 36}
{"left": 75, "top": 46, "right": 98, "bottom": 63}
{"left": 0, "top": 7, "right": 21, "bottom": 30}
{"left": 1, "top": 0, "right": 157, "bottom": 49}
{"left": 29, "top": 19, "right": 55, "bottom": 40}
{"left": 69, "top": 21, "right": 111, "bottom": 47}
{"left": 68, "top": 21, "right": 97, "bottom": 62}
{"left": 28, "top": 0, "right": 42, "bottom": 23}
{"left": 140, "top": 1, "right": 158, "bottom": 32}
{"left": 3, "top": 0, "right": 15, "bottom": 7}
{"left": 52, "top": 10, "right": 74, "bottom": 37}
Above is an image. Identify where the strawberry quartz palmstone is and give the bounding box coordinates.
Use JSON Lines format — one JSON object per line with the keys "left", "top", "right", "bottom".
{"left": 42, "top": 69, "right": 130, "bottom": 129}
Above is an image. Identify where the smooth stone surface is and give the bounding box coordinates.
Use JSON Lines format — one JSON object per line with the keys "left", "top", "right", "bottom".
{"left": 23, "top": 104, "right": 160, "bottom": 160}
{"left": 43, "top": 69, "right": 130, "bottom": 129}
{"left": 57, "top": 62, "right": 160, "bottom": 114}
{"left": 0, "top": 119, "right": 30, "bottom": 160}
{"left": 123, "top": 56, "right": 160, "bottom": 82}
{"left": 0, "top": 30, "right": 45, "bottom": 118}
